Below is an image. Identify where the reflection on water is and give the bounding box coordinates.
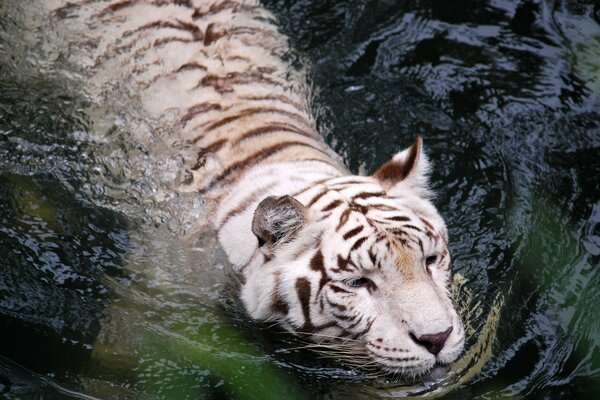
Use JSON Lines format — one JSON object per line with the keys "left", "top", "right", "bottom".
{"left": 1, "top": 0, "right": 599, "bottom": 399}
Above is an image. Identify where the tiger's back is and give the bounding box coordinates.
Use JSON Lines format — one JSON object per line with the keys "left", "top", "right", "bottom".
{"left": 47, "top": 0, "right": 465, "bottom": 377}
{"left": 51, "top": 0, "right": 343, "bottom": 188}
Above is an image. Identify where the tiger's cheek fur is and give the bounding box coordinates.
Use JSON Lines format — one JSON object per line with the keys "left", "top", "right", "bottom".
{"left": 240, "top": 248, "right": 318, "bottom": 326}
{"left": 240, "top": 266, "right": 279, "bottom": 321}
{"left": 240, "top": 181, "right": 465, "bottom": 374}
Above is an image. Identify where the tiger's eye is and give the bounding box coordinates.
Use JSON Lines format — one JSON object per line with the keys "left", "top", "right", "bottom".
{"left": 349, "top": 277, "right": 372, "bottom": 288}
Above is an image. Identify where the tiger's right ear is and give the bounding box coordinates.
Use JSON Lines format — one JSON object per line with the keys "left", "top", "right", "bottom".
{"left": 252, "top": 195, "right": 307, "bottom": 251}
{"left": 372, "top": 137, "right": 431, "bottom": 197}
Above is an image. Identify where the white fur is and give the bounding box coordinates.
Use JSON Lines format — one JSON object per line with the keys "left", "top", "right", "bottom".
{"left": 46, "top": 0, "right": 465, "bottom": 376}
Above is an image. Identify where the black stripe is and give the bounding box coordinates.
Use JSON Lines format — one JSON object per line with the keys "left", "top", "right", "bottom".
{"left": 239, "top": 94, "right": 306, "bottom": 112}
{"left": 192, "top": 1, "right": 257, "bottom": 20}
{"left": 153, "top": 36, "right": 194, "bottom": 48}
{"left": 365, "top": 204, "right": 397, "bottom": 211}
{"left": 310, "top": 250, "right": 330, "bottom": 295}
{"left": 329, "top": 284, "right": 352, "bottom": 294}
{"left": 271, "top": 271, "right": 289, "bottom": 315}
{"left": 195, "top": 71, "right": 279, "bottom": 93}
{"left": 368, "top": 249, "right": 377, "bottom": 266}
{"left": 98, "top": 0, "right": 194, "bottom": 17}
{"left": 333, "top": 254, "right": 351, "bottom": 272}
{"left": 123, "top": 19, "right": 203, "bottom": 40}
{"left": 402, "top": 224, "right": 423, "bottom": 232}
{"left": 176, "top": 61, "right": 207, "bottom": 72}
{"left": 343, "top": 226, "right": 364, "bottom": 240}
{"left": 336, "top": 208, "right": 352, "bottom": 231}
{"left": 198, "top": 141, "right": 330, "bottom": 193}
{"left": 419, "top": 217, "right": 435, "bottom": 231}
{"left": 307, "top": 189, "right": 328, "bottom": 207}
{"left": 295, "top": 277, "right": 314, "bottom": 331}
{"left": 350, "top": 237, "right": 368, "bottom": 251}
{"left": 322, "top": 199, "right": 343, "bottom": 212}
{"left": 181, "top": 102, "right": 222, "bottom": 125}
{"left": 232, "top": 123, "right": 316, "bottom": 145}
{"left": 351, "top": 191, "right": 386, "bottom": 201}
{"left": 332, "top": 312, "right": 354, "bottom": 321}
{"left": 387, "top": 215, "right": 411, "bottom": 222}
{"left": 377, "top": 355, "right": 418, "bottom": 363}
{"left": 349, "top": 318, "right": 374, "bottom": 339}
{"left": 349, "top": 204, "right": 369, "bottom": 214}
{"left": 190, "top": 139, "right": 228, "bottom": 170}
{"left": 326, "top": 298, "right": 347, "bottom": 312}
{"left": 193, "top": 107, "right": 310, "bottom": 141}
{"left": 344, "top": 316, "right": 365, "bottom": 332}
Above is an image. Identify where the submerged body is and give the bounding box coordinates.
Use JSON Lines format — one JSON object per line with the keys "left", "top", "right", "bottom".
{"left": 47, "top": 0, "right": 464, "bottom": 375}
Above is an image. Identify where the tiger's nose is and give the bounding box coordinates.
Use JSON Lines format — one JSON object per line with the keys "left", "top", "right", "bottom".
{"left": 410, "top": 326, "right": 453, "bottom": 356}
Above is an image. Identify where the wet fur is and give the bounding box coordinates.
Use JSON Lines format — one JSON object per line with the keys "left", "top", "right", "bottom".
{"left": 47, "top": 0, "right": 465, "bottom": 376}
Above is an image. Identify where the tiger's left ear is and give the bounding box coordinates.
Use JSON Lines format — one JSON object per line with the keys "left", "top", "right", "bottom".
{"left": 252, "top": 195, "right": 307, "bottom": 251}
{"left": 373, "top": 137, "right": 431, "bottom": 197}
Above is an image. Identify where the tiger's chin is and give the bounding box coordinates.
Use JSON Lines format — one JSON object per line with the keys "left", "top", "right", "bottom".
{"left": 370, "top": 352, "right": 460, "bottom": 379}
{"left": 373, "top": 359, "right": 434, "bottom": 379}
{"left": 365, "top": 340, "right": 464, "bottom": 379}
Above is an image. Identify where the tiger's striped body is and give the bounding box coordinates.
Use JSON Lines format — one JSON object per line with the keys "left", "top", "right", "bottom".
{"left": 47, "top": 0, "right": 464, "bottom": 375}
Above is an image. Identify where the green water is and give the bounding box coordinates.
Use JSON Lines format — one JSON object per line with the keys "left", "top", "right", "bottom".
{"left": 1, "top": 0, "right": 599, "bottom": 399}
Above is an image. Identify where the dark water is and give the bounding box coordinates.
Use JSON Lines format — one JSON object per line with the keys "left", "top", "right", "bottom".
{"left": 1, "top": 0, "right": 599, "bottom": 399}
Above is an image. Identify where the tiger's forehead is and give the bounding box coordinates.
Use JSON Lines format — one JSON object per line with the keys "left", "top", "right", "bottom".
{"left": 302, "top": 177, "right": 404, "bottom": 215}
{"left": 314, "top": 215, "right": 426, "bottom": 279}
{"left": 298, "top": 179, "right": 444, "bottom": 276}
{"left": 299, "top": 177, "right": 440, "bottom": 237}
{"left": 319, "top": 176, "right": 388, "bottom": 199}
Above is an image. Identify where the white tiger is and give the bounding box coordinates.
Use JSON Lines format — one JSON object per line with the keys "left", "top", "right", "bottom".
{"left": 47, "top": 0, "right": 465, "bottom": 375}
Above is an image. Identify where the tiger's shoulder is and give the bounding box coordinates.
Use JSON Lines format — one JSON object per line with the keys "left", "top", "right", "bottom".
{"left": 47, "top": 0, "right": 341, "bottom": 192}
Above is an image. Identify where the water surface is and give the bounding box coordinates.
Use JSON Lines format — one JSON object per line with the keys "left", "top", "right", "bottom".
{"left": 1, "top": 0, "right": 599, "bottom": 399}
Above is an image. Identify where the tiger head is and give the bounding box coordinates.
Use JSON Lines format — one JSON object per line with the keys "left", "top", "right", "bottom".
{"left": 241, "top": 138, "right": 464, "bottom": 376}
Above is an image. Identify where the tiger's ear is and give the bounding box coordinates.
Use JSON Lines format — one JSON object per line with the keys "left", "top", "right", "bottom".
{"left": 252, "top": 195, "right": 307, "bottom": 250}
{"left": 373, "top": 137, "right": 431, "bottom": 197}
